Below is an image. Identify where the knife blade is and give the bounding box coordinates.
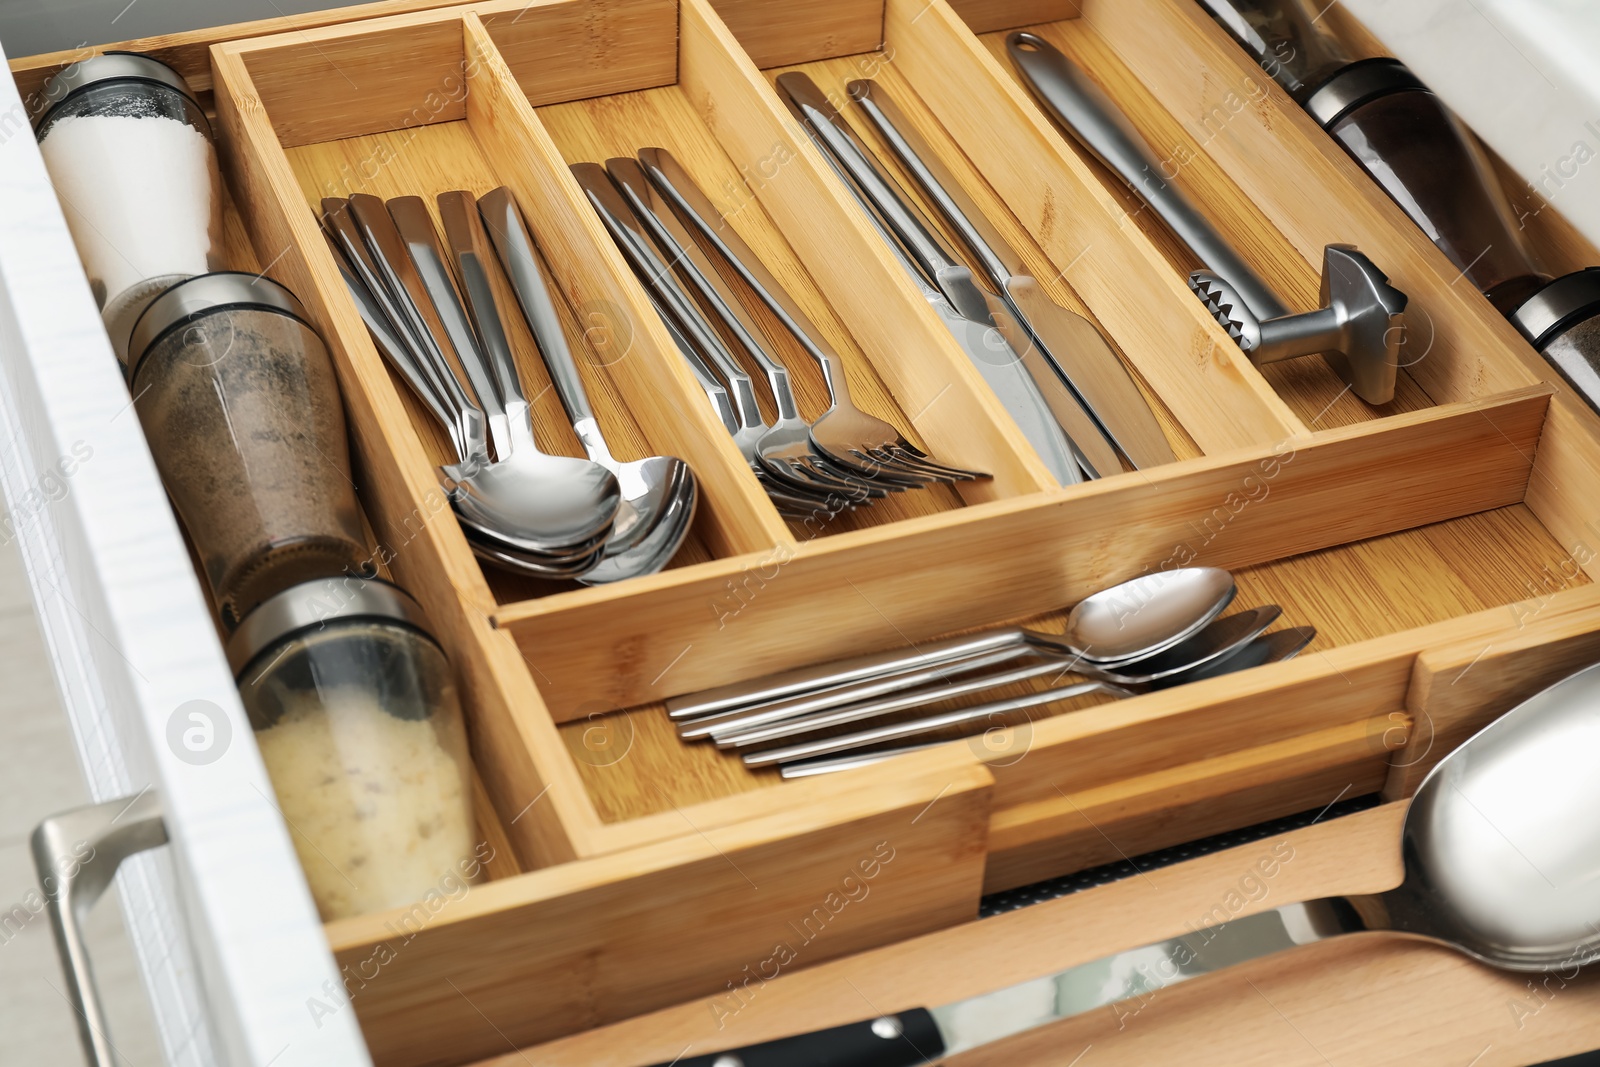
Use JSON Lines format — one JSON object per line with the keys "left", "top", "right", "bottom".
{"left": 849, "top": 77, "right": 1176, "bottom": 471}
{"left": 776, "top": 71, "right": 1087, "bottom": 486}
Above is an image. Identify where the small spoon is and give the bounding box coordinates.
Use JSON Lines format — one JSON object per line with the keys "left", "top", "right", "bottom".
{"left": 668, "top": 659, "right": 1600, "bottom": 1066}
{"left": 665, "top": 566, "right": 1237, "bottom": 720}
{"left": 686, "top": 605, "right": 1282, "bottom": 744}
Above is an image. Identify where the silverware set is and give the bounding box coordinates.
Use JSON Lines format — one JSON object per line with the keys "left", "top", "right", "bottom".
{"left": 573, "top": 147, "right": 989, "bottom": 521}
{"left": 665, "top": 567, "right": 1313, "bottom": 776}
{"left": 776, "top": 72, "right": 1178, "bottom": 484}
{"left": 324, "top": 187, "right": 697, "bottom": 582}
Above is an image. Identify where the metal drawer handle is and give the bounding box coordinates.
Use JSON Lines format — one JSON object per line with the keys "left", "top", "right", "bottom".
{"left": 32, "top": 790, "right": 167, "bottom": 1067}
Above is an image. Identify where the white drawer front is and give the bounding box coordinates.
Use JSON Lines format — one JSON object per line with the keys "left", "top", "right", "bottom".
{"left": 0, "top": 43, "right": 372, "bottom": 1067}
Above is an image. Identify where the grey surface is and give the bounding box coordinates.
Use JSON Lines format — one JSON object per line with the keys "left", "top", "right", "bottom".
{"left": 0, "top": 517, "right": 161, "bottom": 1067}
{"left": 0, "top": 0, "right": 340, "bottom": 58}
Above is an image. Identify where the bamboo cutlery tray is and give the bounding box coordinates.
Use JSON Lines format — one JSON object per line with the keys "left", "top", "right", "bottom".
{"left": 17, "top": 0, "right": 1600, "bottom": 1063}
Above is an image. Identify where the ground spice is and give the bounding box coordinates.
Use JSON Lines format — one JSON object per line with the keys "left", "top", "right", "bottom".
{"left": 134, "top": 307, "right": 368, "bottom": 626}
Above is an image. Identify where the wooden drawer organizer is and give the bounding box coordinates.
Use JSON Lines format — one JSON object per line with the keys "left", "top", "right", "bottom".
{"left": 17, "top": 0, "right": 1600, "bottom": 1063}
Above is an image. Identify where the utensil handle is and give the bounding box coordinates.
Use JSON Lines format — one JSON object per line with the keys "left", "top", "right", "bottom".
{"left": 742, "top": 679, "right": 1123, "bottom": 766}
{"left": 328, "top": 238, "right": 461, "bottom": 448}
{"left": 608, "top": 157, "right": 804, "bottom": 423}
{"left": 848, "top": 79, "right": 1024, "bottom": 287}
{"left": 325, "top": 198, "right": 486, "bottom": 462}
{"left": 637, "top": 147, "right": 854, "bottom": 396}
{"left": 651, "top": 290, "right": 740, "bottom": 434}
{"left": 387, "top": 195, "right": 506, "bottom": 423}
{"left": 640, "top": 1009, "right": 945, "bottom": 1067}
{"left": 690, "top": 645, "right": 1033, "bottom": 743}
{"left": 776, "top": 72, "right": 961, "bottom": 282}
{"left": 437, "top": 190, "right": 530, "bottom": 412}
{"left": 569, "top": 163, "right": 767, "bottom": 435}
{"left": 33, "top": 791, "right": 168, "bottom": 1067}
{"left": 476, "top": 186, "right": 597, "bottom": 424}
{"left": 1005, "top": 32, "right": 1289, "bottom": 322}
{"left": 665, "top": 629, "right": 1024, "bottom": 720}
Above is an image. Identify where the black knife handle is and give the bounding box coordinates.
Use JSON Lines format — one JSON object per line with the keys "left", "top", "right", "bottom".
{"left": 643, "top": 1008, "right": 945, "bottom": 1067}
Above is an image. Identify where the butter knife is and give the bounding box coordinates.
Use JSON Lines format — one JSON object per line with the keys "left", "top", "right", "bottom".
{"left": 776, "top": 71, "right": 1086, "bottom": 485}
{"left": 849, "top": 77, "right": 1175, "bottom": 471}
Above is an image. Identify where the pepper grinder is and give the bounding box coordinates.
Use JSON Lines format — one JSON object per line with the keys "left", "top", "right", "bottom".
{"left": 127, "top": 273, "right": 372, "bottom": 627}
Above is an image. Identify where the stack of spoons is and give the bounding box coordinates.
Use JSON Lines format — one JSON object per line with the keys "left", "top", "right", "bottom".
{"left": 667, "top": 567, "right": 1313, "bottom": 775}
{"left": 323, "top": 188, "right": 697, "bottom": 583}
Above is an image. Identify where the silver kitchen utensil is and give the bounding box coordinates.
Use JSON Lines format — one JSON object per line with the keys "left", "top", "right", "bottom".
{"left": 324, "top": 197, "right": 485, "bottom": 465}
{"left": 688, "top": 605, "right": 1281, "bottom": 745}
{"left": 746, "top": 625, "right": 1311, "bottom": 765}
{"left": 386, "top": 195, "right": 512, "bottom": 460}
{"left": 773, "top": 627, "right": 1314, "bottom": 778}
{"left": 730, "top": 620, "right": 1307, "bottom": 759}
{"left": 605, "top": 157, "right": 897, "bottom": 499}
{"left": 664, "top": 566, "right": 1237, "bottom": 720}
{"left": 849, "top": 77, "right": 1175, "bottom": 472}
{"left": 569, "top": 163, "right": 880, "bottom": 505}
{"left": 368, "top": 193, "right": 621, "bottom": 565}
{"left": 441, "top": 188, "right": 697, "bottom": 584}
{"left": 636, "top": 147, "right": 989, "bottom": 488}
{"left": 776, "top": 71, "right": 1086, "bottom": 485}
{"left": 656, "top": 656, "right": 1600, "bottom": 1066}
{"left": 328, "top": 198, "right": 617, "bottom": 577}
{"left": 1006, "top": 32, "right": 1407, "bottom": 406}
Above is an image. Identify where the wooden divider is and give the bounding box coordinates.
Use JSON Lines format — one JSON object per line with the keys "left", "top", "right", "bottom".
{"left": 326, "top": 745, "right": 995, "bottom": 1067}
{"left": 875, "top": 0, "right": 1307, "bottom": 452}
{"left": 462, "top": 10, "right": 792, "bottom": 560}
{"left": 709, "top": 0, "right": 887, "bottom": 68}
{"left": 674, "top": 0, "right": 1061, "bottom": 501}
{"left": 210, "top": 39, "right": 606, "bottom": 869}
{"left": 500, "top": 386, "right": 1549, "bottom": 718}
{"left": 6, "top": 0, "right": 460, "bottom": 105}
{"left": 1388, "top": 582, "right": 1600, "bottom": 799}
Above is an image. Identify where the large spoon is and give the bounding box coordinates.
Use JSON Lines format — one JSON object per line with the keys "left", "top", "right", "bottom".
{"left": 474, "top": 186, "right": 697, "bottom": 583}
{"left": 664, "top": 566, "right": 1237, "bottom": 720}
{"left": 648, "top": 659, "right": 1600, "bottom": 1065}
{"left": 354, "top": 193, "right": 621, "bottom": 560}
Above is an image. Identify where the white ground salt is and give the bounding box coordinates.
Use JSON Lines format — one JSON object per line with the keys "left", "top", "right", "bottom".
{"left": 39, "top": 113, "right": 221, "bottom": 356}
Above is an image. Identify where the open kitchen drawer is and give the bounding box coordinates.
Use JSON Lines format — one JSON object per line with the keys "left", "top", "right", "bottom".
{"left": 9, "top": 0, "right": 1600, "bottom": 1065}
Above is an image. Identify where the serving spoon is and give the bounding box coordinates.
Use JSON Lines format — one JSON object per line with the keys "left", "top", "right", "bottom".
{"left": 647, "top": 659, "right": 1600, "bottom": 1065}
{"left": 349, "top": 194, "right": 622, "bottom": 559}
{"left": 665, "top": 566, "right": 1237, "bottom": 720}
{"left": 475, "top": 186, "right": 697, "bottom": 584}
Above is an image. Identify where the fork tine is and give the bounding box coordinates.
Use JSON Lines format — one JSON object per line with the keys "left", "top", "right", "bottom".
{"left": 815, "top": 452, "right": 933, "bottom": 490}
{"left": 881, "top": 447, "right": 986, "bottom": 481}
{"left": 855, "top": 448, "right": 955, "bottom": 484}
{"left": 765, "top": 457, "right": 885, "bottom": 499}
{"left": 842, "top": 454, "right": 946, "bottom": 488}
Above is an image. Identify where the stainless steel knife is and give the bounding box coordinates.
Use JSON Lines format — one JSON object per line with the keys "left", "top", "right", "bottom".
{"left": 776, "top": 71, "right": 1088, "bottom": 485}
{"left": 849, "top": 77, "right": 1176, "bottom": 472}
